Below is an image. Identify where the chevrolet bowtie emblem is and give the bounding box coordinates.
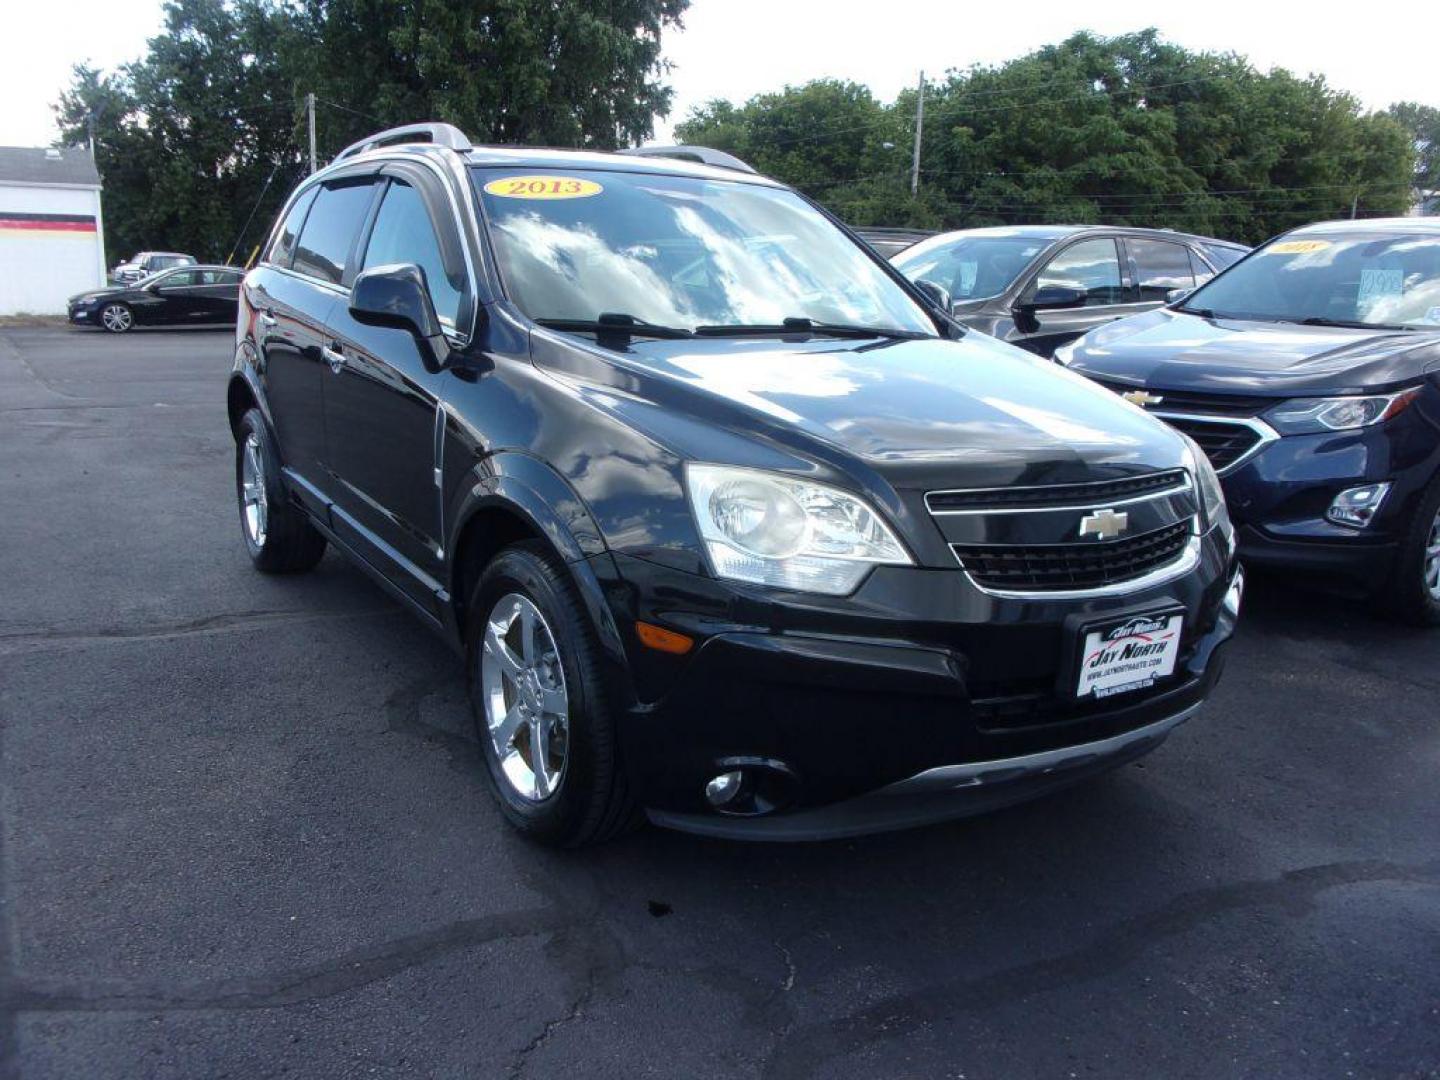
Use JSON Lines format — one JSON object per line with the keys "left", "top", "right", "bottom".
{"left": 1121, "top": 389, "right": 1165, "bottom": 407}
{"left": 1079, "top": 508, "right": 1129, "bottom": 540}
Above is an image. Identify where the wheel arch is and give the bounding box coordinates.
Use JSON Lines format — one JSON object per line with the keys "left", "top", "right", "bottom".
{"left": 446, "top": 464, "right": 627, "bottom": 674}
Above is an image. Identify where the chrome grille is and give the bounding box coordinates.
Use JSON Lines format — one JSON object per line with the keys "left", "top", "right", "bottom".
{"left": 952, "top": 521, "right": 1192, "bottom": 591}
{"left": 926, "top": 469, "right": 1188, "bottom": 513}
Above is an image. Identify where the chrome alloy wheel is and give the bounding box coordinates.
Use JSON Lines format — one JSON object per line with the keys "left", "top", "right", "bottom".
{"left": 480, "top": 593, "right": 570, "bottom": 800}
{"left": 240, "top": 432, "right": 268, "bottom": 548}
{"left": 100, "top": 304, "right": 132, "bottom": 332}
{"left": 1426, "top": 507, "right": 1440, "bottom": 602}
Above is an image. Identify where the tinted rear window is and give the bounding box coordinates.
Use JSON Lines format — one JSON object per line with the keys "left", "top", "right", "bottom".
{"left": 293, "top": 181, "right": 375, "bottom": 284}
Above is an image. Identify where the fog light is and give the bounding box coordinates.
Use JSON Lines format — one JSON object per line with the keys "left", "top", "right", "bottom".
{"left": 1326, "top": 482, "right": 1391, "bottom": 529}
{"left": 705, "top": 770, "right": 744, "bottom": 808}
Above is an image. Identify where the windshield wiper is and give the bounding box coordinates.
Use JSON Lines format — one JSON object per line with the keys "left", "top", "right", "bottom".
{"left": 693, "top": 317, "right": 925, "bottom": 340}
{"left": 1295, "top": 316, "right": 1411, "bottom": 331}
{"left": 535, "top": 313, "right": 693, "bottom": 341}
{"left": 1176, "top": 305, "right": 1221, "bottom": 319}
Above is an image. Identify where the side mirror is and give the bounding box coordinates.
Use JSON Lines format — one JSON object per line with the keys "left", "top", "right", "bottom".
{"left": 350, "top": 264, "right": 451, "bottom": 371}
{"left": 1024, "top": 285, "right": 1087, "bottom": 312}
{"left": 913, "top": 278, "right": 952, "bottom": 312}
{"left": 1166, "top": 287, "right": 1193, "bottom": 305}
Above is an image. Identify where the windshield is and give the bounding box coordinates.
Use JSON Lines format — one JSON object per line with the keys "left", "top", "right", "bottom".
{"left": 473, "top": 167, "right": 934, "bottom": 336}
{"left": 1181, "top": 232, "right": 1440, "bottom": 328}
{"left": 892, "top": 233, "right": 1051, "bottom": 302}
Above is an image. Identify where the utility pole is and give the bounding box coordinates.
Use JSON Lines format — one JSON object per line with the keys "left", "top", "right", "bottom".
{"left": 910, "top": 71, "right": 925, "bottom": 197}
{"left": 307, "top": 92, "right": 317, "bottom": 174}
{"left": 1351, "top": 192, "right": 1359, "bottom": 219}
{"left": 86, "top": 112, "right": 97, "bottom": 159}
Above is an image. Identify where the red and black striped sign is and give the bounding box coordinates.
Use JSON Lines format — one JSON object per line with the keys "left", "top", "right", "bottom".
{"left": 0, "top": 211, "right": 97, "bottom": 234}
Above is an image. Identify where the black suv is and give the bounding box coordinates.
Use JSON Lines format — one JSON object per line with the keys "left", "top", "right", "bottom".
{"left": 228, "top": 123, "right": 1243, "bottom": 846}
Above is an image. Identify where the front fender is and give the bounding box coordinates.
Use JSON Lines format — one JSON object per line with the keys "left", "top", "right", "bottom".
{"left": 445, "top": 454, "right": 630, "bottom": 680}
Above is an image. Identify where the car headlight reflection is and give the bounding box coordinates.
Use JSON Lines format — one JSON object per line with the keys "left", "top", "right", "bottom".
{"left": 685, "top": 464, "right": 912, "bottom": 595}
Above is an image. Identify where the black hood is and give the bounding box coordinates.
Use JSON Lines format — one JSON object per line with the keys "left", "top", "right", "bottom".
{"left": 1069, "top": 308, "right": 1440, "bottom": 397}
{"left": 70, "top": 286, "right": 126, "bottom": 303}
{"left": 540, "top": 329, "right": 1188, "bottom": 492}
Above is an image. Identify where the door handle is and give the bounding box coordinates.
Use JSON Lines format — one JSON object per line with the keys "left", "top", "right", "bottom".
{"left": 322, "top": 344, "right": 347, "bottom": 374}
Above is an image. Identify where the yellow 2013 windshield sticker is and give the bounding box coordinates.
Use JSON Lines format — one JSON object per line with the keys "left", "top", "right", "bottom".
{"left": 482, "top": 176, "right": 603, "bottom": 200}
{"left": 1268, "top": 240, "right": 1331, "bottom": 254}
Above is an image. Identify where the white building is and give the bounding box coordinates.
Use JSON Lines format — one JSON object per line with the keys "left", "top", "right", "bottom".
{"left": 0, "top": 146, "right": 106, "bottom": 316}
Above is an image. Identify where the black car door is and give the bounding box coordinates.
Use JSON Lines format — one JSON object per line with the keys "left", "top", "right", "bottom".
{"left": 321, "top": 169, "right": 471, "bottom": 618}
{"left": 192, "top": 269, "right": 243, "bottom": 323}
{"left": 1009, "top": 238, "right": 1145, "bottom": 356}
{"left": 151, "top": 269, "right": 208, "bottom": 322}
{"left": 250, "top": 179, "right": 377, "bottom": 514}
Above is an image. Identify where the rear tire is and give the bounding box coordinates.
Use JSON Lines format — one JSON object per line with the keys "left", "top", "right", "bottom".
{"left": 466, "top": 542, "right": 638, "bottom": 847}
{"left": 234, "top": 408, "right": 327, "bottom": 573}
{"left": 1375, "top": 473, "right": 1440, "bottom": 626}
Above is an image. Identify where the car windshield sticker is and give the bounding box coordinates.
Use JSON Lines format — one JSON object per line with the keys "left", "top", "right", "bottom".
{"left": 482, "top": 176, "right": 604, "bottom": 200}
{"left": 1358, "top": 266, "right": 1404, "bottom": 304}
{"left": 1268, "top": 239, "right": 1331, "bottom": 255}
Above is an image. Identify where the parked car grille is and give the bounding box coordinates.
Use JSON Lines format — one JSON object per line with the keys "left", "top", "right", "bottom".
{"left": 926, "top": 469, "right": 1188, "bottom": 512}
{"left": 1092, "top": 380, "right": 1268, "bottom": 418}
{"left": 952, "top": 520, "right": 1191, "bottom": 591}
{"left": 1158, "top": 416, "right": 1265, "bottom": 471}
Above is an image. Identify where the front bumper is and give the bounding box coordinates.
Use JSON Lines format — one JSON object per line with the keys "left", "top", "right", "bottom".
{"left": 1220, "top": 413, "right": 1439, "bottom": 593}
{"left": 67, "top": 304, "right": 98, "bottom": 325}
{"left": 608, "top": 540, "right": 1240, "bottom": 840}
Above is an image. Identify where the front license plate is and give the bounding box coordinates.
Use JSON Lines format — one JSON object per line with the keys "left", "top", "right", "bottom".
{"left": 1075, "top": 613, "right": 1183, "bottom": 699}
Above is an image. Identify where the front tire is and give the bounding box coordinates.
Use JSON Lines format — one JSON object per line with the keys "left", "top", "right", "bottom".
{"left": 466, "top": 543, "right": 637, "bottom": 847}
{"left": 1376, "top": 473, "right": 1440, "bottom": 626}
{"left": 234, "top": 408, "right": 327, "bottom": 573}
{"left": 99, "top": 303, "right": 133, "bottom": 333}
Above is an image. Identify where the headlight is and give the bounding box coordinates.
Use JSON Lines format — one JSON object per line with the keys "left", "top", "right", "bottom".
{"left": 1264, "top": 389, "right": 1420, "bottom": 435}
{"left": 685, "top": 464, "right": 911, "bottom": 595}
{"left": 1182, "top": 437, "right": 1232, "bottom": 542}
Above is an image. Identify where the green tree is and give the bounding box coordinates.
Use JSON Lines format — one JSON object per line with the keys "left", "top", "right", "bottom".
{"left": 55, "top": 0, "right": 689, "bottom": 262}
{"left": 673, "top": 30, "right": 1417, "bottom": 245}
{"left": 1386, "top": 102, "right": 1440, "bottom": 191}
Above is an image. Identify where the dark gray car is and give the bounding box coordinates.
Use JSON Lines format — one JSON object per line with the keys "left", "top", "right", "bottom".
{"left": 893, "top": 225, "right": 1247, "bottom": 357}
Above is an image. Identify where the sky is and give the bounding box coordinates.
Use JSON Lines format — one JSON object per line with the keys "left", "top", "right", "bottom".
{"left": 1, "top": 0, "right": 1435, "bottom": 149}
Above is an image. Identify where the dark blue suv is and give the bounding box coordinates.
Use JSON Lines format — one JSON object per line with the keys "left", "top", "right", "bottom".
{"left": 1060, "top": 218, "right": 1440, "bottom": 624}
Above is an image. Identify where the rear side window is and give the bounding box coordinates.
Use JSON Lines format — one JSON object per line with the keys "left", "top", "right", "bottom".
{"left": 1034, "top": 239, "right": 1124, "bottom": 306}
{"left": 1129, "top": 239, "right": 1195, "bottom": 301}
{"left": 293, "top": 181, "right": 375, "bottom": 285}
{"left": 1203, "top": 243, "right": 1245, "bottom": 270}
{"left": 267, "top": 186, "right": 318, "bottom": 269}
{"left": 361, "top": 179, "right": 463, "bottom": 328}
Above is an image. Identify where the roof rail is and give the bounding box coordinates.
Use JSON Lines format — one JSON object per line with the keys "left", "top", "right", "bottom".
{"left": 618, "top": 145, "right": 757, "bottom": 175}
{"left": 333, "top": 122, "right": 473, "bottom": 163}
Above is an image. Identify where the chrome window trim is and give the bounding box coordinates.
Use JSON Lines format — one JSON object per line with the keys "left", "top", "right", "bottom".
{"left": 1150, "top": 411, "right": 1280, "bottom": 476}
{"left": 925, "top": 472, "right": 1192, "bottom": 516}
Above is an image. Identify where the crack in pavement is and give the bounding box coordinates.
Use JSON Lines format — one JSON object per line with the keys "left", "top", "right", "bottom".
{"left": 0, "top": 605, "right": 402, "bottom": 655}
{"left": 759, "top": 860, "right": 1440, "bottom": 1080}
{"left": 2, "top": 907, "right": 572, "bottom": 1014}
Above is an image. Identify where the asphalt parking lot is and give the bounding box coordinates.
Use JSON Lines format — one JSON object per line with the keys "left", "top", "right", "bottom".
{"left": 0, "top": 324, "right": 1437, "bottom": 1080}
